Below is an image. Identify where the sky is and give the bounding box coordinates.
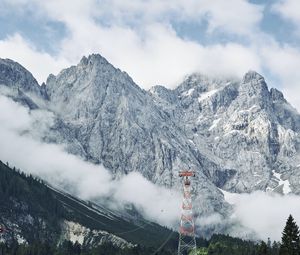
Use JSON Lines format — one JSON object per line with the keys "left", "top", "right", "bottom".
{"left": 0, "top": 0, "right": 300, "bottom": 110}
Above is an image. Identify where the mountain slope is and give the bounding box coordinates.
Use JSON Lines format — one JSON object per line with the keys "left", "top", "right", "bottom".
{"left": 0, "top": 160, "right": 179, "bottom": 249}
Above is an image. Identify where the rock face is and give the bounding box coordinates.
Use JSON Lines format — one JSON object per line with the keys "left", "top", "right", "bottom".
{"left": 0, "top": 58, "right": 48, "bottom": 110}
{"left": 44, "top": 54, "right": 231, "bottom": 218}
{"left": 1, "top": 54, "right": 300, "bottom": 225}
{"left": 151, "top": 71, "right": 300, "bottom": 195}
{"left": 62, "top": 221, "right": 133, "bottom": 249}
{"left": 0, "top": 58, "right": 41, "bottom": 95}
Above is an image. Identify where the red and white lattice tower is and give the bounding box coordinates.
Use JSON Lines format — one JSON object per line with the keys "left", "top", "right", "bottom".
{"left": 178, "top": 170, "right": 197, "bottom": 255}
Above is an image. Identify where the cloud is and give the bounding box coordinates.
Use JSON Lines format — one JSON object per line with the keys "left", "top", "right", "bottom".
{"left": 114, "top": 172, "right": 181, "bottom": 226}
{"left": 0, "top": 33, "right": 69, "bottom": 84}
{"left": 261, "top": 43, "right": 300, "bottom": 111}
{"left": 223, "top": 190, "right": 300, "bottom": 241}
{"left": 272, "top": 0, "right": 300, "bottom": 30}
{"left": 58, "top": 22, "right": 260, "bottom": 88}
{"left": 1, "top": 0, "right": 300, "bottom": 113}
{"left": 0, "top": 0, "right": 264, "bottom": 87}
{"left": 0, "top": 18, "right": 262, "bottom": 89}
{"left": 0, "top": 95, "right": 181, "bottom": 228}
{"left": 96, "top": 0, "right": 264, "bottom": 36}
{"left": 5, "top": 0, "right": 263, "bottom": 35}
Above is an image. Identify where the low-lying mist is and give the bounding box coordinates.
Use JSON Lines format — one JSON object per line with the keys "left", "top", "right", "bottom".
{"left": 222, "top": 190, "right": 300, "bottom": 241}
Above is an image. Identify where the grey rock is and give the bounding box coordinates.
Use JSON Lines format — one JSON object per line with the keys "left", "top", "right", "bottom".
{"left": 152, "top": 71, "right": 300, "bottom": 195}
{"left": 44, "top": 54, "right": 230, "bottom": 218}
{"left": 0, "top": 58, "right": 43, "bottom": 98}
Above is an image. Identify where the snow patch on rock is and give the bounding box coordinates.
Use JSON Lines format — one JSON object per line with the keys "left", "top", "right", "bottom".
{"left": 198, "top": 89, "right": 219, "bottom": 102}
{"left": 272, "top": 170, "right": 292, "bottom": 195}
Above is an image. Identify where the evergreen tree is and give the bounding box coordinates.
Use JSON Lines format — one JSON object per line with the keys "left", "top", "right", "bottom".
{"left": 271, "top": 241, "right": 280, "bottom": 255}
{"left": 279, "top": 215, "right": 300, "bottom": 255}
{"left": 267, "top": 238, "right": 271, "bottom": 249}
{"left": 258, "top": 241, "right": 268, "bottom": 255}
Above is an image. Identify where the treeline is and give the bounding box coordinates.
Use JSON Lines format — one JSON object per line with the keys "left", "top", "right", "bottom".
{"left": 197, "top": 234, "right": 280, "bottom": 255}
{"left": 0, "top": 241, "right": 173, "bottom": 255}
{"left": 193, "top": 214, "right": 300, "bottom": 255}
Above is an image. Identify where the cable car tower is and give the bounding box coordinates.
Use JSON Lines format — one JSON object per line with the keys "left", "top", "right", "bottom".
{"left": 178, "top": 170, "right": 197, "bottom": 255}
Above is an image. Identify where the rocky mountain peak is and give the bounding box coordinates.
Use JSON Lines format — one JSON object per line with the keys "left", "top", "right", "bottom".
{"left": 176, "top": 73, "right": 235, "bottom": 95}
{"left": 79, "top": 53, "right": 110, "bottom": 67}
{"left": 270, "top": 87, "right": 286, "bottom": 103}
{"left": 149, "top": 85, "right": 176, "bottom": 104}
{"left": 237, "top": 70, "right": 270, "bottom": 109}
{"left": 47, "top": 53, "right": 135, "bottom": 93}
{"left": 44, "top": 54, "right": 147, "bottom": 122}
{"left": 0, "top": 58, "right": 42, "bottom": 97}
{"left": 242, "top": 70, "right": 264, "bottom": 83}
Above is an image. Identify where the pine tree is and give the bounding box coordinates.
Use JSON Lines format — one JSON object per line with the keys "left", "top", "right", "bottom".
{"left": 267, "top": 238, "right": 271, "bottom": 249}
{"left": 271, "top": 241, "right": 280, "bottom": 255}
{"left": 279, "top": 215, "right": 300, "bottom": 255}
{"left": 258, "top": 241, "right": 268, "bottom": 255}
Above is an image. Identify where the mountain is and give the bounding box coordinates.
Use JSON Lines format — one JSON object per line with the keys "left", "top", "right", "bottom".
{"left": 150, "top": 71, "right": 300, "bottom": 194}
{"left": 43, "top": 54, "right": 230, "bottom": 218}
{"left": 0, "top": 54, "right": 300, "bottom": 234}
{"left": 0, "top": 160, "right": 179, "bottom": 250}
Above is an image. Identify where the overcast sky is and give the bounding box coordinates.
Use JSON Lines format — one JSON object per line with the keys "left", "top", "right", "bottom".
{"left": 0, "top": 0, "right": 300, "bottom": 110}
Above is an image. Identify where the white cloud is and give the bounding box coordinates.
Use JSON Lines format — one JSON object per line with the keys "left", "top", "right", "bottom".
{"left": 114, "top": 172, "right": 181, "bottom": 226}
{"left": 0, "top": 34, "right": 69, "bottom": 83}
{"left": 224, "top": 190, "right": 300, "bottom": 241}
{"left": 261, "top": 43, "right": 300, "bottom": 111}
{"left": 12, "top": 0, "right": 262, "bottom": 35}
{"left": 0, "top": 0, "right": 264, "bottom": 86}
{"left": 58, "top": 22, "right": 260, "bottom": 88}
{"left": 272, "top": 0, "right": 300, "bottom": 28}
{"left": 94, "top": 0, "right": 264, "bottom": 36}
{"left": 0, "top": 0, "right": 300, "bottom": 114}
